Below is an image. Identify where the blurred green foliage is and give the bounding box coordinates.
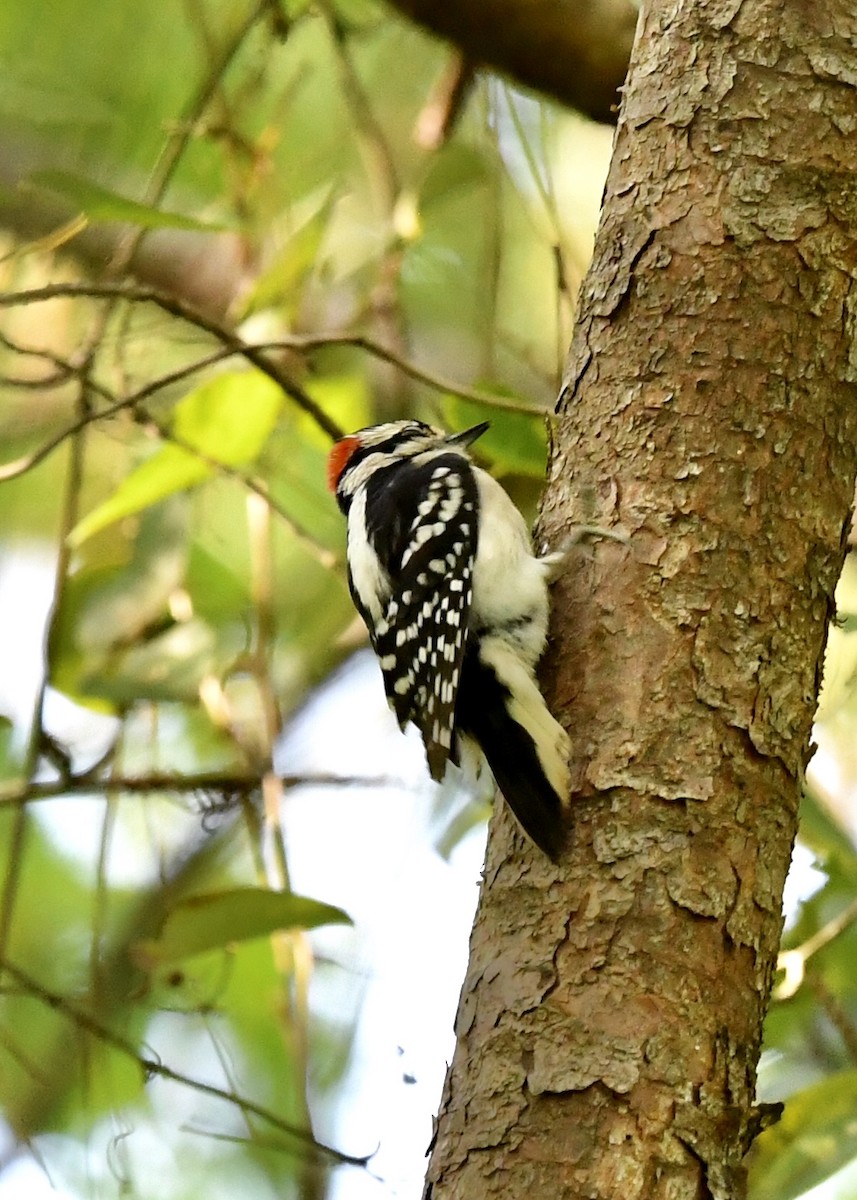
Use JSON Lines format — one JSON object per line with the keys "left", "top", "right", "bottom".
{"left": 0, "top": 1, "right": 856, "bottom": 1199}
{"left": 748, "top": 558, "right": 857, "bottom": 1200}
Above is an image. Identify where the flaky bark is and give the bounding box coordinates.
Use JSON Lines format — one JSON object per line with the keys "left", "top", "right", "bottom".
{"left": 385, "top": 0, "right": 637, "bottom": 123}
{"left": 425, "top": 2, "right": 857, "bottom": 1198}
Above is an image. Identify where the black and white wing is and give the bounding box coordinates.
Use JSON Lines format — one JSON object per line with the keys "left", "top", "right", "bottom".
{"left": 361, "top": 453, "right": 479, "bottom": 779}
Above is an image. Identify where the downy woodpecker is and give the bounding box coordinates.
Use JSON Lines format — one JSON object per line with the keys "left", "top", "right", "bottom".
{"left": 327, "top": 420, "right": 570, "bottom": 859}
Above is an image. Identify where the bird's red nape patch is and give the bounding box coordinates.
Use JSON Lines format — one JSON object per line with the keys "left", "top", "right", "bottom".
{"left": 327, "top": 436, "right": 361, "bottom": 492}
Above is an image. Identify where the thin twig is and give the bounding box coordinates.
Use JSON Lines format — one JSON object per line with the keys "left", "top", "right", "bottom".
{"left": 0, "top": 383, "right": 340, "bottom": 571}
{"left": 0, "top": 372, "right": 92, "bottom": 968}
{"left": 107, "top": 0, "right": 272, "bottom": 280}
{"left": 91, "top": 730, "right": 125, "bottom": 1004}
{"left": 140, "top": 407, "right": 341, "bottom": 570}
{"left": 0, "top": 771, "right": 399, "bottom": 807}
{"left": 0, "top": 215, "right": 89, "bottom": 266}
{"left": 0, "top": 370, "right": 73, "bottom": 391}
{"left": 258, "top": 333, "right": 546, "bottom": 414}
{"left": 73, "top": 0, "right": 270, "bottom": 403}
{"left": 0, "top": 281, "right": 344, "bottom": 440}
{"left": 0, "top": 326, "right": 81, "bottom": 388}
{"left": 807, "top": 972, "right": 857, "bottom": 1065}
{"left": 320, "top": 0, "right": 420, "bottom": 427}
{"left": 245, "top": 490, "right": 322, "bottom": 1194}
{"left": 0, "top": 318, "right": 545, "bottom": 487}
{"left": 413, "top": 53, "right": 476, "bottom": 151}
{"left": 776, "top": 894, "right": 857, "bottom": 1000}
{"left": 320, "top": 2, "right": 399, "bottom": 216}
{"left": 0, "top": 956, "right": 371, "bottom": 1169}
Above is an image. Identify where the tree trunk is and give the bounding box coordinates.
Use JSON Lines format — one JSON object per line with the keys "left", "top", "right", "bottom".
{"left": 424, "top": 2, "right": 857, "bottom": 1198}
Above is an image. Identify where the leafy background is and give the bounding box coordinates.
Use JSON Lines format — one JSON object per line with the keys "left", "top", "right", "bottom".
{"left": 0, "top": 1, "right": 856, "bottom": 1198}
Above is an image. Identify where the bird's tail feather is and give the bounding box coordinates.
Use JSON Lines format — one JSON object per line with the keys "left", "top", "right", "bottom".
{"left": 455, "top": 639, "right": 570, "bottom": 860}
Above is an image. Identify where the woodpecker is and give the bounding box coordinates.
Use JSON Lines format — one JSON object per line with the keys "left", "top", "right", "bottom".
{"left": 327, "top": 419, "right": 570, "bottom": 859}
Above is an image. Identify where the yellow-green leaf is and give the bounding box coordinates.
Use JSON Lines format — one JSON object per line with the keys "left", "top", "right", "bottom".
{"left": 68, "top": 445, "right": 207, "bottom": 547}
{"left": 238, "top": 186, "right": 334, "bottom": 319}
{"left": 28, "top": 170, "right": 229, "bottom": 232}
{"left": 172, "top": 369, "right": 283, "bottom": 463}
{"left": 442, "top": 394, "right": 547, "bottom": 477}
{"left": 133, "top": 887, "right": 351, "bottom": 968}
{"left": 68, "top": 371, "right": 283, "bottom": 546}
{"left": 749, "top": 1070, "right": 857, "bottom": 1200}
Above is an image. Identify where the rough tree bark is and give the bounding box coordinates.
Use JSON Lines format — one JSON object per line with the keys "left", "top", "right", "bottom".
{"left": 424, "top": 2, "right": 857, "bottom": 1198}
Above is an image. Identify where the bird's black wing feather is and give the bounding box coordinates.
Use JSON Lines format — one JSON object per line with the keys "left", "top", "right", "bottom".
{"left": 454, "top": 646, "right": 565, "bottom": 860}
{"left": 363, "top": 453, "right": 479, "bottom": 779}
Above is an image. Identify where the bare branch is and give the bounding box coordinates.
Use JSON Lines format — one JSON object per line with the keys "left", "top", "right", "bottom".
{"left": 0, "top": 956, "right": 372, "bottom": 1169}
{"left": 0, "top": 306, "right": 545, "bottom": 488}
{"left": 259, "top": 333, "right": 548, "bottom": 414}
{"left": 385, "top": 0, "right": 636, "bottom": 124}
{"left": 0, "top": 280, "right": 345, "bottom": 440}
{"left": 0, "top": 771, "right": 400, "bottom": 808}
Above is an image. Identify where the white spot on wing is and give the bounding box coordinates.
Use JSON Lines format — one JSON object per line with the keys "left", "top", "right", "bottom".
{"left": 394, "top": 674, "right": 413, "bottom": 695}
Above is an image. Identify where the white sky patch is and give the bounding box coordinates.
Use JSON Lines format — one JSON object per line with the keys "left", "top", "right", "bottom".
{"left": 782, "top": 842, "right": 827, "bottom": 932}
{"left": 0, "top": 545, "right": 56, "bottom": 742}
{"left": 277, "top": 651, "right": 485, "bottom": 1198}
{"left": 0, "top": 1153, "right": 77, "bottom": 1200}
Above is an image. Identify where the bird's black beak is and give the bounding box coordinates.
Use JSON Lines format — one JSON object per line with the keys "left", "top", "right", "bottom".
{"left": 446, "top": 421, "right": 490, "bottom": 448}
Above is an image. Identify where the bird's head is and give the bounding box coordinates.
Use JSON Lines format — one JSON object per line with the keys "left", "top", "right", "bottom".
{"left": 326, "top": 419, "right": 489, "bottom": 508}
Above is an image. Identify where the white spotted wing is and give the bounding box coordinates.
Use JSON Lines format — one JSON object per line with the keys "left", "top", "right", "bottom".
{"left": 365, "top": 454, "right": 479, "bottom": 780}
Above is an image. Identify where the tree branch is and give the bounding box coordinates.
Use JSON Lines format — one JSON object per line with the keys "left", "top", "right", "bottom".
{"left": 0, "top": 319, "right": 545, "bottom": 486}
{"left": 0, "top": 771, "right": 397, "bottom": 808}
{"left": 0, "top": 280, "right": 344, "bottom": 440}
{"left": 0, "top": 956, "right": 371, "bottom": 1169}
{"left": 385, "top": 0, "right": 637, "bottom": 124}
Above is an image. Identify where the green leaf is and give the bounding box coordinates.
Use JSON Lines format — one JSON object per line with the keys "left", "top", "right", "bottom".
{"left": 298, "top": 372, "right": 372, "bottom": 448}
{"left": 420, "top": 145, "right": 490, "bottom": 211}
{"left": 49, "top": 502, "right": 190, "bottom": 709}
{"left": 27, "top": 170, "right": 229, "bottom": 231}
{"left": 442, "top": 394, "right": 547, "bottom": 477}
{"left": 331, "top": 0, "right": 384, "bottom": 28}
{"left": 185, "top": 542, "right": 250, "bottom": 621}
{"left": 172, "top": 370, "right": 283, "bottom": 462}
{"left": 68, "top": 444, "right": 208, "bottom": 548}
{"left": 800, "top": 787, "right": 857, "bottom": 880}
{"left": 749, "top": 1070, "right": 857, "bottom": 1200}
{"left": 77, "top": 500, "right": 190, "bottom": 649}
{"left": 80, "top": 616, "right": 225, "bottom": 703}
{"left": 238, "top": 186, "right": 334, "bottom": 319}
{"left": 134, "top": 887, "right": 352, "bottom": 967}
{"left": 69, "top": 371, "right": 283, "bottom": 546}
{"left": 0, "top": 71, "right": 115, "bottom": 129}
